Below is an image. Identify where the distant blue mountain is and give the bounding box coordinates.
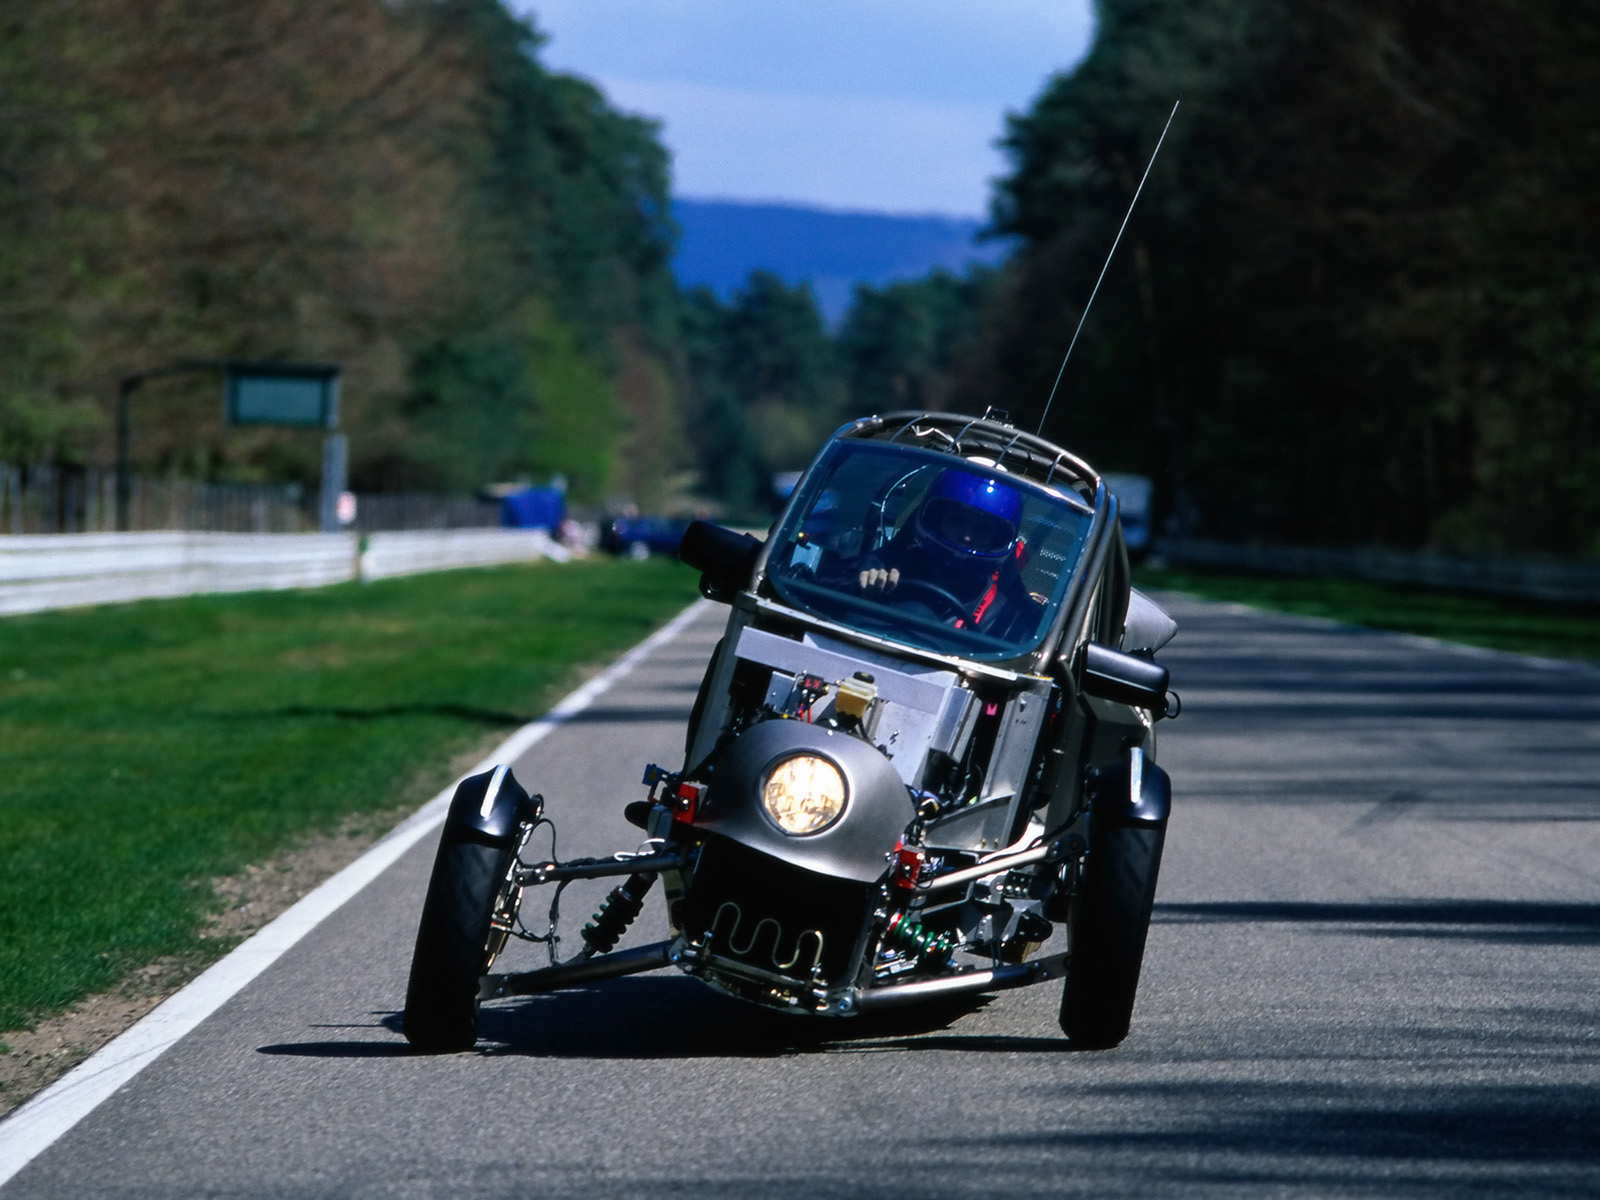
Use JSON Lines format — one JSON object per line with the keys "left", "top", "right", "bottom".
{"left": 670, "top": 199, "right": 1010, "bottom": 324}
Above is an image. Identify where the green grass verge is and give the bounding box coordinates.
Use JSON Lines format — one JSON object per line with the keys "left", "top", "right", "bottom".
{"left": 1135, "top": 566, "right": 1600, "bottom": 662}
{"left": 0, "top": 557, "right": 699, "bottom": 1031}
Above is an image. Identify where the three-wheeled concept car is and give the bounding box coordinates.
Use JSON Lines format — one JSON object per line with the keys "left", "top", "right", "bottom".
{"left": 402, "top": 411, "right": 1179, "bottom": 1051}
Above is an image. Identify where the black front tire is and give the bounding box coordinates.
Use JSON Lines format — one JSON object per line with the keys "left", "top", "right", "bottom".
{"left": 402, "top": 831, "right": 518, "bottom": 1052}
{"left": 1059, "top": 822, "right": 1165, "bottom": 1049}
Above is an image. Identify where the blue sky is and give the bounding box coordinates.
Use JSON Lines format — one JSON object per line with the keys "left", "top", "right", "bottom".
{"left": 514, "top": 2, "right": 1096, "bottom": 217}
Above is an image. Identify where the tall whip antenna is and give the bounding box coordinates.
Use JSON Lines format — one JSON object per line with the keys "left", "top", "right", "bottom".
{"left": 1037, "top": 98, "right": 1180, "bottom": 435}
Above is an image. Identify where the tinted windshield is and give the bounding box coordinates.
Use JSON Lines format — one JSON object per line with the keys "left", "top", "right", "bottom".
{"left": 766, "top": 441, "right": 1094, "bottom": 660}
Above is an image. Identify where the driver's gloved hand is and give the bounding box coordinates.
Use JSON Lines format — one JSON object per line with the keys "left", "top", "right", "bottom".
{"left": 858, "top": 565, "right": 900, "bottom": 592}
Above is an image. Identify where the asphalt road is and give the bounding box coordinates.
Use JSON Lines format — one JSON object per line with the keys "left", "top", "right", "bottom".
{"left": 6, "top": 595, "right": 1599, "bottom": 1198}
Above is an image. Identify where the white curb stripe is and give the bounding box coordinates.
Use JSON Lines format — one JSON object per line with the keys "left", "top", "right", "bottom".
{"left": 0, "top": 599, "right": 714, "bottom": 1188}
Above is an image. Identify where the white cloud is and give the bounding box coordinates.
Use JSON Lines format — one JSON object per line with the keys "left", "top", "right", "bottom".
{"left": 525, "top": 0, "right": 1093, "bottom": 106}
{"left": 512, "top": 1, "right": 1095, "bottom": 215}
{"left": 604, "top": 78, "right": 1005, "bottom": 215}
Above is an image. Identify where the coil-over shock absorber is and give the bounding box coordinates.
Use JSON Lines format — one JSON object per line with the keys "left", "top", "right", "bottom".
{"left": 883, "top": 910, "right": 954, "bottom": 965}
{"left": 580, "top": 871, "right": 657, "bottom": 957}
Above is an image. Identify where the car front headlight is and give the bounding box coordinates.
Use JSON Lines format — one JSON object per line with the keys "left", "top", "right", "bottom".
{"left": 761, "top": 753, "right": 848, "bottom": 835}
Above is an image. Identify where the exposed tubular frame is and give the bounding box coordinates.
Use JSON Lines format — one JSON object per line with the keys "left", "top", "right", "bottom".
{"left": 679, "top": 939, "right": 1070, "bottom": 1016}
{"left": 482, "top": 799, "right": 1078, "bottom": 1008}
{"left": 517, "top": 851, "right": 684, "bottom": 887}
{"left": 478, "top": 839, "right": 1076, "bottom": 1011}
{"left": 864, "top": 412, "right": 1100, "bottom": 501}
{"left": 850, "top": 951, "right": 1069, "bottom": 1012}
{"left": 480, "top": 937, "right": 1071, "bottom": 1009}
{"left": 917, "top": 842, "right": 1059, "bottom": 897}
{"left": 480, "top": 940, "right": 673, "bottom": 999}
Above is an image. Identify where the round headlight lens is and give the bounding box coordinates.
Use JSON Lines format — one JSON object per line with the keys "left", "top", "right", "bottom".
{"left": 761, "top": 754, "right": 847, "bottom": 835}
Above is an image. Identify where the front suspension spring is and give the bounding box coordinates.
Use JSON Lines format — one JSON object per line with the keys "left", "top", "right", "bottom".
{"left": 883, "top": 910, "right": 954, "bottom": 964}
{"left": 581, "top": 871, "right": 658, "bottom": 956}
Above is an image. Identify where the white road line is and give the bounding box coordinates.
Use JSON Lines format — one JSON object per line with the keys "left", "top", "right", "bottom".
{"left": 0, "top": 599, "right": 714, "bottom": 1189}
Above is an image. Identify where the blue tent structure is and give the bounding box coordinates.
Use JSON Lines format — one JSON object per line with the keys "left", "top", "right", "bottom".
{"left": 500, "top": 487, "right": 565, "bottom": 530}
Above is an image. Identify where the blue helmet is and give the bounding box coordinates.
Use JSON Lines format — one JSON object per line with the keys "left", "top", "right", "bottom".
{"left": 914, "top": 468, "right": 1023, "bottom": 561}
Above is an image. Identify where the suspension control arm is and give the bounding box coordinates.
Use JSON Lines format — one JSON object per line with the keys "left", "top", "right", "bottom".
{"left": 479, "top": 940, "right": 673, "bottom": 999}
{"left": 517, "top": 852, "right": 684, "bottom": 886}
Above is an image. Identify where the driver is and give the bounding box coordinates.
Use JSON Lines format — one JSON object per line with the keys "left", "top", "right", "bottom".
{"left": 855, "top": 467, "right": 1043, "bottom": 636}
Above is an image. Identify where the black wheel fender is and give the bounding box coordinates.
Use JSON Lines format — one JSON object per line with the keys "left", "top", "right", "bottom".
{"left": 403, "top": 766, "right": 541, "bottom": 1052}
{"left": 443, "top": 763, "right": 542, "bottom": 845}
{"left": 1059, "top": 748, "right": 1169, "bottom": 1048}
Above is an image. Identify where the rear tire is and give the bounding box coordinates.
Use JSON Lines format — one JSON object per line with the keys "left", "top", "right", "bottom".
{"left": 402, "top": 831, "right": 519, "bottom": 1052}
{"left": 1059, "top": 822, "right": 1165, "bottom": 1049}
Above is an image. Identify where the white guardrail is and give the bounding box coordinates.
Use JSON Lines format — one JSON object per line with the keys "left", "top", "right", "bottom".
{"left": 0, "top": 529, "right": 571, "bottom": 616}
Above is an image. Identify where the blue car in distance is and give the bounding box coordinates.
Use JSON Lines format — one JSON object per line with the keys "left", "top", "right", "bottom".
{"left": 600, "top": 514, "right": 689, "bottom": 558}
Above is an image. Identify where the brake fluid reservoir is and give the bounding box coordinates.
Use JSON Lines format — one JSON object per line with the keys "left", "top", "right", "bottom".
{"left": 834, "top": 672, "right": 880, "bottom": 738}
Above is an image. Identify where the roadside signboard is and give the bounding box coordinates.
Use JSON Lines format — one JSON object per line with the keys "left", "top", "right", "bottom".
{"left": 116, "top": 359, "right": 344, "bottom": 532}
{"left": 224, "top": 363, "right": 340, "bottom": 429}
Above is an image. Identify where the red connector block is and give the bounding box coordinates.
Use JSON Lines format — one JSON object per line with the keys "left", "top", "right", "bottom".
{"left": 673, "top": 780, "right": 707, "bottom": 823}
{"left": 890, "top": 840, "right": 925, "bottom": 890}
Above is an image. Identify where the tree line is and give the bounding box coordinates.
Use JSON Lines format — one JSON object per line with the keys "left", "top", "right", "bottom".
{"left": 4, "top": 0, "right": 1595, "bottom": 555}
{"left": 1, "top": 0, "right": 678, "bottom": 505}
{"left": 952, "top": 0, "right": 1600, "bottom": 557}
{"left": 690, "top": 0, "right": 1600, "bottom": 558}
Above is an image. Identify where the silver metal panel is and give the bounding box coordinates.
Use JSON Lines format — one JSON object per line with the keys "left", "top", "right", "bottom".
{"left": 930, "top": 686, "right": 979, "bottom": 762}
{"left": 982, "top": 676, "right": 1052, "bottom": 802}
{"left": 735, "top": 626, "right": 975, "bottom": 786}
{"left": 737, "top": 627, "right": 957, "bottom": 714}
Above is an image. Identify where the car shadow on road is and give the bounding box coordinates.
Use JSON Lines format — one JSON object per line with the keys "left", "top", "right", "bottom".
{"left": 257, "top": 1038, "right": 414, "bottom": 1059}
{"left": 482, "top": 977, "right": 1080, "bottom": 1058}
{"left": 257, "top": 975, "right": 1075, "bottom": 1060}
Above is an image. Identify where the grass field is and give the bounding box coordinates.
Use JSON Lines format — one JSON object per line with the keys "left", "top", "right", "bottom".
{"left": 0, "top": 557, "right": 699, "bottom": 1035}
{"left": 1135, "top": 566, "right": 1600, "bottom": 662}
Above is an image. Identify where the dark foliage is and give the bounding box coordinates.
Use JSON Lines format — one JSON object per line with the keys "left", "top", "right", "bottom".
{"left": 0, "top": 0, "right": 681, "bottom": 504}
{"left": 962, "top": 0, "right": 1600, "bottom": 556}
{"left": 676, "top": 272, "right": 844, "bottom": 518}
{"left": 839, "top": 269, "right": 999, "bottom": 416}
